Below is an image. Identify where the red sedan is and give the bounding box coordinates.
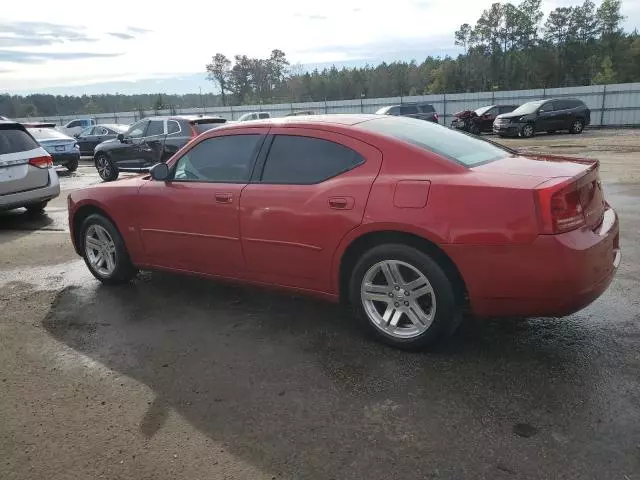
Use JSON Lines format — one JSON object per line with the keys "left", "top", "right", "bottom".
{"left": 67, "top": 115, "right": 620, "bottom": 349}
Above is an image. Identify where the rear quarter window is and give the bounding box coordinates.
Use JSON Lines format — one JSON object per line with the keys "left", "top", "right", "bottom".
{"left": 0, "top": 127, "right": 39, "bottom": 155}
{"left": 358, "top": 116, "right": 510, "bottom": 167}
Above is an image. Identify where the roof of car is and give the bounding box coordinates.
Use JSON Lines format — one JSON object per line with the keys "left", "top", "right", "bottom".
{"left": 142, "top": 115, "right": 225, "bottom": 121}
{"left": 215, "top": 114, "right": 380, "bottom": 131}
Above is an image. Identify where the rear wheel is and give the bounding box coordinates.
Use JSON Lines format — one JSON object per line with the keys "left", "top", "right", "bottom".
{"left": 570, "top": 118, "right": 584, "bottom": 134}
{"left": 349, "top": 244, "right": 462, "bottom": 350}
{"left": 81, "top": 214, "right": 138, "bottom": 284}
{"left": 520, "top": 123, "right": 535, "bottom": 138}
{"left": 66, "top": 157, "right": 79, "bottom": 172}
{"left": 95, "top": 154, "right": 118, "bottom": 181}
{"left": 25, "top": 201, "right": 48, "bottom": 215}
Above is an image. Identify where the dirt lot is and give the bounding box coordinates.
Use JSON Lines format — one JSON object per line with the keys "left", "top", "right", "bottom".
{"left": 1, "top": 130, "right": 639, "bottom": 480}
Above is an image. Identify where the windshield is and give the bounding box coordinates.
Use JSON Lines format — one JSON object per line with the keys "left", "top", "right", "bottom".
{"left": 475, "top": 105, "right": 493, "bottom": 116}
{"left": 27, "top": 128, "right": 72, "bottom": 141}
{"left": 358, "top": 116, "right": 511, "bottom": 167}
{"left": 509, "top": 101, "right": 544, "bottom": 116}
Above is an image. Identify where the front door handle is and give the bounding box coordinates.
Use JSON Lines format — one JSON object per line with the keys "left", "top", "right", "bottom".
{"left": 328, "top": 196, "right": 354, "bottom": 210}
{"left": 215, "top": 192, "right": 233, "bottom": 204}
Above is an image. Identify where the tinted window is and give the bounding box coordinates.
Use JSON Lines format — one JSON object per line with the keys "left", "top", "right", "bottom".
{"left": 418, "top": 104, "right": 435, "bottom": 113}
{"left": 359, "top": 116, "right": 510, "bottom": 167}
{"left": 383, "top": 106, "right": 400, "bottom": 115}
{"left": 146, "top": 120, "right": 164, "bottom": 137}
{"left": 126, "top": 120, "right": 148, "bottom": 138}
{"left": 193, "top": 120, "right": 226, "bottom": 134}
{"left": 0, "top": 127, "right": 39, "bottom": 154}
{"left": 79, "top": 127, "right": 94, "bottom": 136}
{"left": 67, "top": 120, "right": 81, "bottom": 128}
{"left": 499, "top": 105, "right": 517, "bottom": 114}
{"left": 261, "top": 135, "right": 364, "bottom": 185}
{"left": 167, "top": 120, "right": 180, "bottom": 134}
{"left": 538, "top": 102, "right": 555, "bottom": 113}
{"left": 173, "top": 134, "right": 261, "bottom": 183}
{"left": 95, "top": 127, "right": 109, "bottom": 135}
{"left": 401, "top": 105, "right": 419, "bottom": 115}
{"left": 258, "top": 113, "right": 270, "bottom": 119}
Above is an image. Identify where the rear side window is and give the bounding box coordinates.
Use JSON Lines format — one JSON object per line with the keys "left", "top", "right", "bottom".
{"left": 359, "top": 116, "right": 510, "bottom": 167}
{"left": 67, "top": 120, "right": 82, "bottom": 128}
{"left": 0, "top": 127, "right": 39, "bottom": 154}
{"left": 258, "top": 113, "right": 270, "bottom": 119}
{"left": 173, "top": 134, "right": 261, "bottom": 183}
{"left": 400, "top": 105, "right": 419, "bottom": 115}
{"left": 418, "top": 104, "right": 435, "bottom": 113}
{"left": 261, "top": 135, "right": 364, "bottom": 185}
{"left": 146, "top": 120, "right": 165, "bottom": 137}
{"left": 167, "top": 120, "right": 180, "bottom": 134}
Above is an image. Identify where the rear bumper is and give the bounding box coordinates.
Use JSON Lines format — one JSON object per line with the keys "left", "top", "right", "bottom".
{"left": 51, "top": 151, "right": 80, "bottom": 166}
{"left": 0, "top": 167, "right": 60, "bottom": 211}
{"left": 445, "top": 207, "right": 620, "bottom": 318}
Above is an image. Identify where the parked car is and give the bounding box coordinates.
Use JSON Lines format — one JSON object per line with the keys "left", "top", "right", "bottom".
{"left": 0, "top": 120, "right": 60, "bottom": 213}
{"left": 376, "top": 103, "right": 439, "bottom": 123}
{"left": 93, "top": 115, "right": 227, "bottom": 181}
{"left": 68, "top": 114, "right": 619, "bottom": 350}
{"left": 451, "top": 104, "right": 518, "bottom": 134}
{"left": 493, "top": 98, "right": 590, "bottom": 138}
{"left": 237, "top": 112, "right": 271, "bottom": 121}
{"left": 285, "top": 111, "right": 316, "bottom": 116}
{"left": 26, "top": 124, "right": 80, "bottom": 172}
{"left": 58, "top": 118, "right": 96, "bottom": 137}
{"left": 75, "top": 124, "right": 128, "bottom": 155}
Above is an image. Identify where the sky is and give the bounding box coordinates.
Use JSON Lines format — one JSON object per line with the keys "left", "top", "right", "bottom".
{"left": 0, "top": 0, "right": 638, "bottom": 95}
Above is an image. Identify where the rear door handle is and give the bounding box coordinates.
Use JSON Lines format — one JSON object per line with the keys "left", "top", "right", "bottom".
{"left": 215, "top": 192, "right": 233, "bottom": 204}
{"left": 328, "top": 196, "right": 354, "bottom": 210}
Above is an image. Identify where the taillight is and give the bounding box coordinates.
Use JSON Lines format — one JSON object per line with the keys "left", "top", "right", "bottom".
{"left": 29, "top": 155, "right": 53, "bottom": 169}
{"left": 535, "top": 180, "right": 586, "bottom": 234}
{"left": 189, "top": 123, "right": 198, "bottom": 138}
{"left": 433, "top": 113, "right": 439, "bottom": 122}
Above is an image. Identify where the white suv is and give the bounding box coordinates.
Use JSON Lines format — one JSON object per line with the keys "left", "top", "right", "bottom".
{"left": 0, "top": 121, "right": 60, "bottom": 213}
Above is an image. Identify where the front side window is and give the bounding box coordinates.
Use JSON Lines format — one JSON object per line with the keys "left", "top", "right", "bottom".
{"left": 261, "top": 135, "right": 364, "bottom": 185}
{"left": 126, "top": 120, "right": 149, "bottom": 138}
{"left": 358, "top": 116, "right": 511, "bottom": 167}
{"left": 173, "top": 134, "right": 261, "bottom": 183}
{"left": 538, "top": 102, "right": 555, "bottom": 113}
{"left": 146, "top": 120, "right": 165, "bottom": 137}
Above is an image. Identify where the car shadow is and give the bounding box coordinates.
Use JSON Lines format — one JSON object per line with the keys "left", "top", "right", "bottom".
{"left": 40, "top": 270, "right": 635, "bottom": 478}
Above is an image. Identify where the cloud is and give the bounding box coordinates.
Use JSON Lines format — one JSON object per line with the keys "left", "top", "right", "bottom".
{"left": 107, "top": 32, "right": 136, "bottom": 40}
{"left": 0, "top": 20, "right": 96, "bottom": 43}
{"left": 0, "top": 50, "right": 123, "bottom": 64}
{"left": 293, "top": 12, "right": 327, "bottom": 20}
{"left": 127, "top": 26, "right": 152, "bottom": 34}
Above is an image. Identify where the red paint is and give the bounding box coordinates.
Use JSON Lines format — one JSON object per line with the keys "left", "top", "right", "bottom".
{"left": 69, "top": 115, "right": 620, "bottom": 319}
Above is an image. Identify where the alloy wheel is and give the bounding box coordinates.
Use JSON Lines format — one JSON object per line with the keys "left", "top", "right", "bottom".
{"left": 96, "top": 156, "right": 111, "bottom": 179}
{"left": 85, "top": 224, "right": 117, "bottom": 276}
{"left": 360, "top": 260, "right": 437, "bottom": 339}
{"left": 522, "top": 124, "right": 534, "bottom": 138}
{"left": 573, "top": 120, "right": 583, "bottom": 133}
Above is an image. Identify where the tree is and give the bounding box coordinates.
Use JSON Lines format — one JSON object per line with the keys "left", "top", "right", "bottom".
{"left": 597, "top": 0, "right": 624, "bottom": 38}
{"left": 153, "top": 94, "right": 164, "bottom": 113}
{"left": 229, "top": 55, "right": 253, "bottom": 103}
{"left": 593, "top": 56, "right": 617, "bottom": 84}
{"left": 206, "top": 53, "right": 232, "bottom": 106}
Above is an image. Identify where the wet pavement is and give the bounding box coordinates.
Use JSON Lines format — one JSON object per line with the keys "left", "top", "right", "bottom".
{"left": 0, "top": 166, "right": 639, "bottom": 479}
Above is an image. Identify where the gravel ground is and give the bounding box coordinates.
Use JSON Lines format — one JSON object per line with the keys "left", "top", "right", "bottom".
{"left": 0, "top": 130, "right": 639, "bottom": 480}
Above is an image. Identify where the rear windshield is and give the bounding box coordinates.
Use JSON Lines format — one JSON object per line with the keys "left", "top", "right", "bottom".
{"left": 27, "top": 128, "right": 71, "bottom": 141}
{"left": 358, "top": 116, "right": 511, "bottom": 166}
{"left": 418, "top": 104, "right": 435, "bottom": 113}
{"left": 0, "top": 127, "right": 39, "bottom": 154}
{"left": 192, "top": 120, "right": 227, "bottom": 134}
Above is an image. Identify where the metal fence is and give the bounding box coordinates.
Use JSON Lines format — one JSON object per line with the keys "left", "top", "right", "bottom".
{"left": 14, "top": 82, "right": 640, "bottom": 127}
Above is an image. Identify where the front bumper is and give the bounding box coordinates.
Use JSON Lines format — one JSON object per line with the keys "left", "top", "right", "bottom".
{"left": 51, "top": 151, "right": 80, "bottom": 166}
{"left": 445, "top": 207, "right": 620, "bottom": 318}
{"left": 0, "top": 167, "right": 60, "bottom": 211}
{"left": 493, "top": 122, "right": 522, "bottom": 136}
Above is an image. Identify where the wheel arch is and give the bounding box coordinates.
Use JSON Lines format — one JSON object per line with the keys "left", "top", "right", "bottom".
{"left": 71, "top": 202, "right": 121, "bottom": 255}
{"left": 336, "top": 229, "right": 468, "bottom": 308}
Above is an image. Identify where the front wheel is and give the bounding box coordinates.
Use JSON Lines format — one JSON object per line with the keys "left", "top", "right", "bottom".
{"left": 570, "top": 119, "right": 584, "bottom": 134}
{"left": 95, "top": 154, "right": 118, "bottom": 181}
{"left": 349, "top": 244, "right": 462, "bottom": 350}
{"left": 520, "top": 123, "right": 535, "bottom": 138}
{"left": 81, "top": 214, "right": 138, "bottom": 284}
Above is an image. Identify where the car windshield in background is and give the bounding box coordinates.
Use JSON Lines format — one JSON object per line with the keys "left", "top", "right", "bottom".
{"left": 475, "top": 105, "right": 493, "bottom": 115}
{"left": 509, "top": 101, "right": 544, "bottom": 116}
{"left": 358, "top": 116, "right": 510, "bottom": 166}
{"left": 27, "top": 128, "right": 71, "bottom": 141}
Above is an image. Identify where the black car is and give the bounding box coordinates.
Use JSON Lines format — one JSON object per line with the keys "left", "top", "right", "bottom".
{"left": 75, "top": 124, "right": 128, "bottom": 155}
{"left": 451, "top": 104, "right": 518, "bottom": 134}
{"left": 493, "top": 98, "right": 590, "bottom": 138}
{"left": 376, "top": 103, "right": 439, "bottom": 123}
{"left": 94, "top": 115, "right": 227, "bottom": 181}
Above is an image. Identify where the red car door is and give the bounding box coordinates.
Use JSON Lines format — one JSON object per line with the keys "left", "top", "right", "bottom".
{"left": 239, "top": 128, "right": 383, "bottom": 293}
{"left": 136, "top": 130, "right": 267, "bottom": 277}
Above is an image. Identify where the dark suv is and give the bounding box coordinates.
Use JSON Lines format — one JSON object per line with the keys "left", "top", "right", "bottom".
{"left": 94, "top": 115, "right": 227, "bottom": 181}
{"left": 493, "top": 98, "right": 590, "bottom": 138}
{"left": 376, "top": 103, "right": 439, "bottom": 123}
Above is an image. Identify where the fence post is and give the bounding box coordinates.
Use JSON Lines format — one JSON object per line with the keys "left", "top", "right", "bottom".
{"left": 230, "top": 105, "right": 234, "bottom": 120}
{"left": 543, "top": 87, "right": 547, "bottom": 99}
{"left": 290, "top": 103, "right": 294, "bottom": 114}
{"left": 600, "top": 84, "right": 607, "bottom": 127}
{"left": 442, "top": 93, "right": 446, "bottom": 125}
{"left": 325, "top": 98, "right": 328, "bottom": 114}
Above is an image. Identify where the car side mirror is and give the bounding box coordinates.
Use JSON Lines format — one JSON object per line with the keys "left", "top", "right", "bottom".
{"left": 73, "top": 133, "right": 80, "bottom": 138}
{"left": 117, "top": 133, "right": 125, "bottom": 142}
{"left": 149, "top": 163, "right": 169, "bottom": 181}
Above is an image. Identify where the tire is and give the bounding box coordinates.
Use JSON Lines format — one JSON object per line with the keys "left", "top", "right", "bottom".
{"left": 349, "top": 244, "right": 462, "bottom": 350}
{"left": 520, "top": 123, "right": 535, "bottom": 138}
{"left": 25, "top": 201, "right": 48, "bottom": 215}
{"left": 469, "top": 123, "right": 480, "bottom": 135}
{"left": 95, "top": 154, "right": 118, "bottom": 181}
{"left": 66, "top": 157, "right": 79, "bottom": 172}
{"left": 80, "top": 213, "right": 138, "bottom": 285}
{"left": 547, "top": 130, "right": 556, "bottom": 134}
{"left": 570, "top": 118, "right": 584, "bottom": 134}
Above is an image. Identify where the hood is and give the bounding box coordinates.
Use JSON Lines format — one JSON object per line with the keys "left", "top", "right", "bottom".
{"left": 453, "top": 110, "right": 477, "bottom": 119}
{"left": 496, "top": 112, "right": 527, "bottom": 120}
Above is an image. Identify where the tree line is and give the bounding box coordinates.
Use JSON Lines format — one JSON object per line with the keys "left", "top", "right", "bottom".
{"left": 1, "top": 0, "right": 638, "bottom": 117}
